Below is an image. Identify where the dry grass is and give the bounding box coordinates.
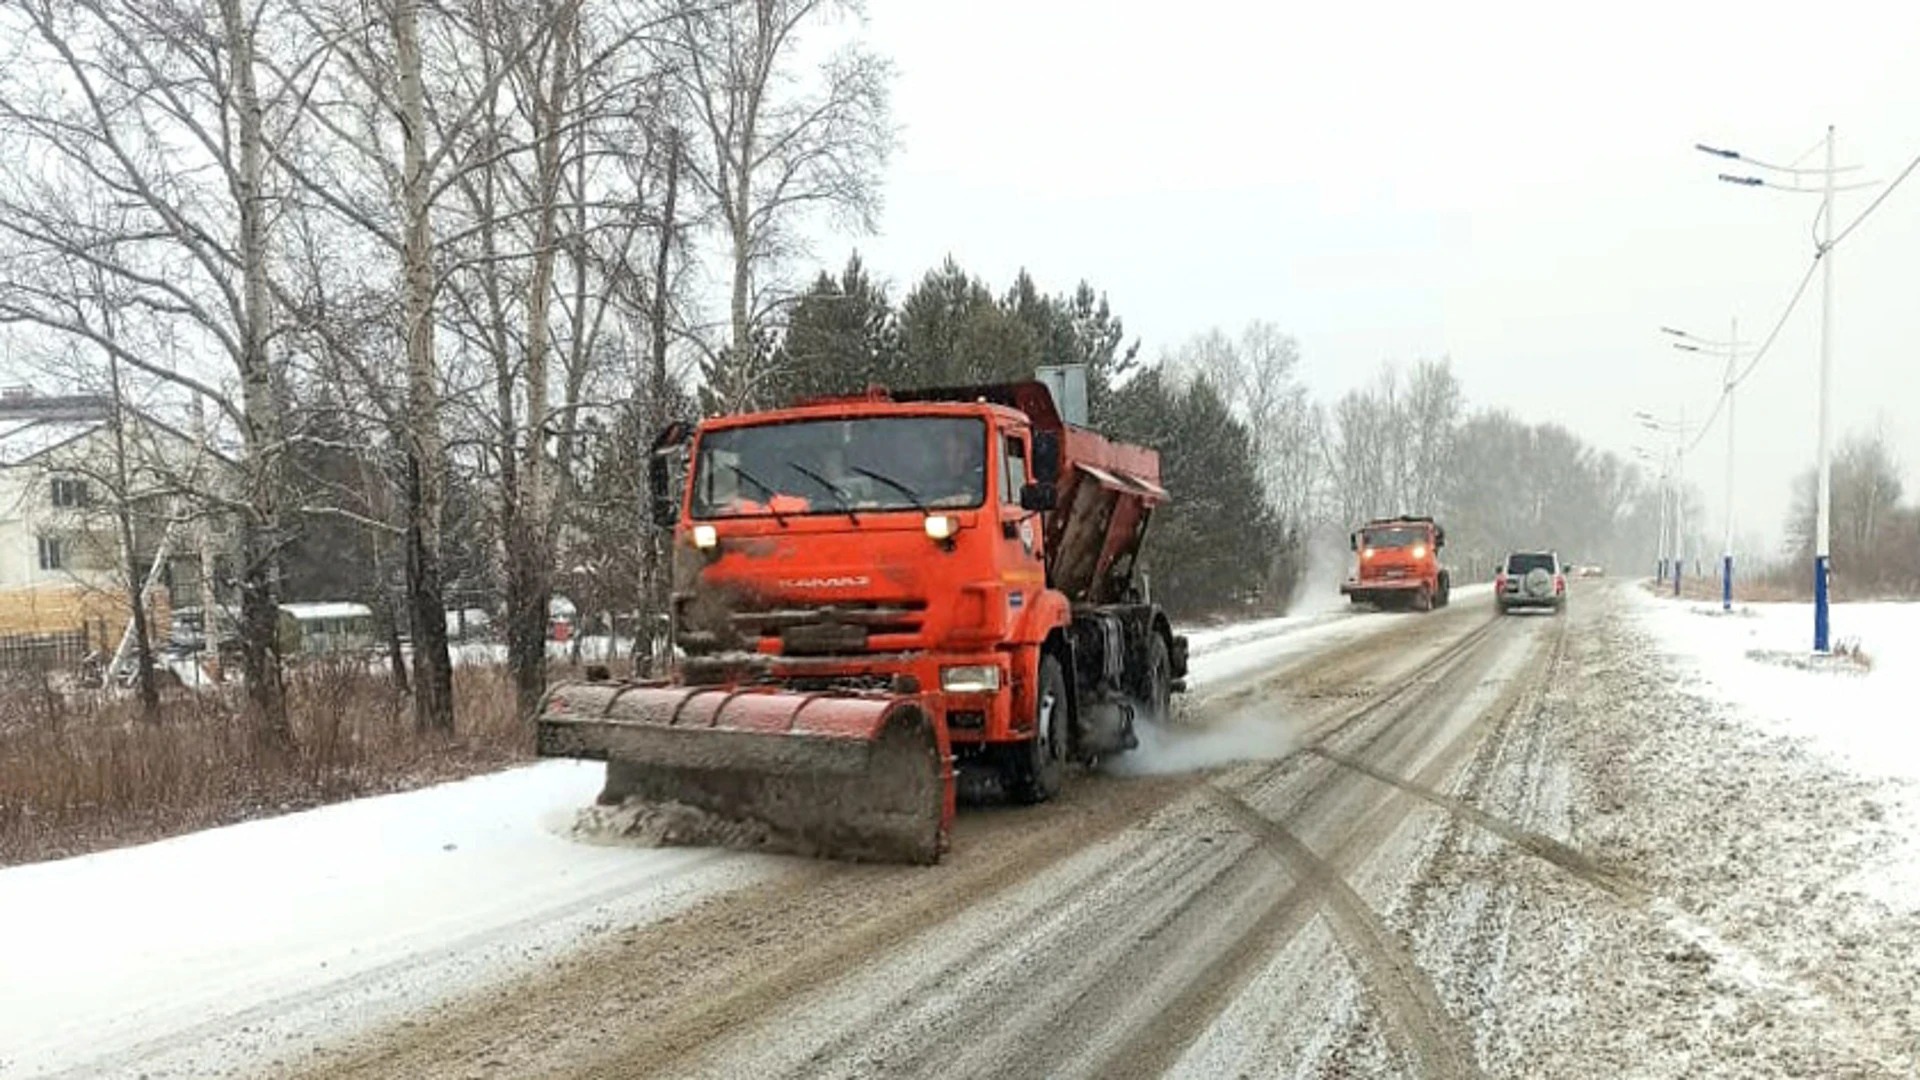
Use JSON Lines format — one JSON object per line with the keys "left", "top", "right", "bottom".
{"left": 0, "top": 663, "right": 536, "bottom": 867}
{"left": 1643, "top": 569, "right": 1920, "bottom": 605}
{"left": 1641, "top": 575, "right": 1808, "bottom": 604}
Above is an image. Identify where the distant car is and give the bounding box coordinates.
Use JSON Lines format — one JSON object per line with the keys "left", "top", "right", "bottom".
{"left": 1495, "top": 551, "right": 1567, "bottom": 615}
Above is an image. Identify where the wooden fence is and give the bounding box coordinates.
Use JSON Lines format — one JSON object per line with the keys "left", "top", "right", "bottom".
{"left": 0, "top": 627, "right": 93, "bottom": 672}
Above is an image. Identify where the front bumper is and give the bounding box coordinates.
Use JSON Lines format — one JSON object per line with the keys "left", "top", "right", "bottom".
{"left": 1342, "top": 578, "right": 1427, "bottom": 595}
{"left": 680, "top": 648, "right": 1019, "bottom": 745}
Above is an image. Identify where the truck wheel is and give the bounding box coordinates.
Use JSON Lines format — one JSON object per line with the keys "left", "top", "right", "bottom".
{"left": 1144, "top": 633, "right": 1172, "bottom": 724}
{"left": 1005, "top": 654, "right": 1069, "bottom": 804}
{"left": 1414, "top": 586, "right": 1433, "bottom": 612}
{"left": 1437, "top": 572, "right": 1452, "bottom": 608}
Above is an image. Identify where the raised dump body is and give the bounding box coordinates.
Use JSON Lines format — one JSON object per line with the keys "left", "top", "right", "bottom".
{"left": 534, "top": 378, "right": 1187, "bottom": 863}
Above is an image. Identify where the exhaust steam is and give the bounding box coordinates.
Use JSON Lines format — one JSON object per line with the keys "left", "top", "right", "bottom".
{"left": 1287, "top": 533, "right": 1353, "bottom": 617}
{"left": 1106, "top": 706, "right": 1296, "bottom": 777}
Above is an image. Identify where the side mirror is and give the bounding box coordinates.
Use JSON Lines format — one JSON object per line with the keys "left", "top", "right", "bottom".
{"left": 648, "top": 421, "right": 690, "bottom": 528}
{"left": 1349, "top": 533, "right": 1358, "bottom": 552}
{"left": 1019, "top": 482, "right": 1057, "bottom": 512}
{"left": 1031, "top": 429, "right": 1062, "bottom": 484}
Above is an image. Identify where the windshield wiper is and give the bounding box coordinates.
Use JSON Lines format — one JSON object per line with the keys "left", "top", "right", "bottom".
{"left": 848, "top": 464, "right": 929, "bottom": 514}
{"left": 722, "top": 462, "right": 788, "bottom": 525}
{"left": 787, "top": 462, "right": 858, "bottom": 522}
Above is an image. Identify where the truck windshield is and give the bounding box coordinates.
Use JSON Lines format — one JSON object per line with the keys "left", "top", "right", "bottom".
{"left": 691, "top": 415, "right": 987, "bottom": 519}
{"left": 1363, "top": 526, "right": 1425, "bottom": 549}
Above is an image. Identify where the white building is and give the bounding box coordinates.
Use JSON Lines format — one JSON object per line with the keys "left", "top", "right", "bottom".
{"left": 0, "top": 386, "right": 232, "bottom": 654}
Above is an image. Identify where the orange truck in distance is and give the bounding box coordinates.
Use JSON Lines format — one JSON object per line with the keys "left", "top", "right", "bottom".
{"left": 533, "top": 378, "right": 1188, "bottom": 864}
{"left": 1340, "top": 515, "right": 1452, "bottom": 611}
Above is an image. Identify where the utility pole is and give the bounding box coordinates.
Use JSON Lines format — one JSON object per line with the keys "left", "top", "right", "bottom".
{"left": 1636, "top": 409, "right": 1696, "bottom": 598}
{"left": 1814, "top": 125, "right": 1836, "bottom": 652}
{"left": 1695, "top": 129, "right": 1871, "bottom": 650}
{"left": 1661, "top": 321, "right": 1746, "bottom": 611}
{"left": 1724, "top": 316, "right": 1737, "bottom": 611}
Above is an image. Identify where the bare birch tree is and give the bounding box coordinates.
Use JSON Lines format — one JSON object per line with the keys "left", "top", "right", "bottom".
{"left": 668, "top": 0, "right": 893, "bottom": 411}
{"left": 0, "top": 0, "right": 311, "bottom": 739}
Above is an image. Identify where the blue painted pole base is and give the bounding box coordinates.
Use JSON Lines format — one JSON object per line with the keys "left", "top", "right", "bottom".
{"left": 1722, "top": 554, "right": 1733, "bottom": 612}
{"left": 1814, "top": 555, "right": 1831, "bottom": 653}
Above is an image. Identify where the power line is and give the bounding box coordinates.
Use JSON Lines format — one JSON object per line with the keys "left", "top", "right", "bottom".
{"left": 1731, "top": 256, "right": 1819, "bottom": 389}
{"left": 1829, "top": 145, "right": 1920, "bottom": 251}
{"left": 1678, "top": 137, "right": 1915, "bottom": 456}
{"left": 1683, "top": 255, "right": 1820, "bottom": 454}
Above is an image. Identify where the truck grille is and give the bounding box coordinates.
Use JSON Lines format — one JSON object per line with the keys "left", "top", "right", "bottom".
{"left": 734, "top": 600, "right": 928, "bottom": 656}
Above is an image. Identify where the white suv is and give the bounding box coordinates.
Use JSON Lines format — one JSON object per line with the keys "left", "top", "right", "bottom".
{"left": 1495, "top": 551, "right": 1566, "bottom": 615}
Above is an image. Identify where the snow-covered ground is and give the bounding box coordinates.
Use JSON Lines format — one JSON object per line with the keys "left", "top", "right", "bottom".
{"left": 1634, "top": 592, "right": 1920, "bottom": 787}
{"left": 0, "top": 764, "right": 782, "bottom": 1079}
{"left": 1633, "top": 589, "right": 1920, "bottom": 910}
{"left": 0, "top": 604, "right": 1387, "bottom": 1080}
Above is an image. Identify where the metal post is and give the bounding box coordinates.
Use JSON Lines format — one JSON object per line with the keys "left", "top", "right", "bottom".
{"left": 1655, "top": 464, "right": 1669, "bottom": 582}
{"left": 1672, "top": 418, "right": 1685, "bottom": 598}
{"left": 1814, "top": 126, "right": 1835, "bottom": 652}
{"left": 1723, "top": 316, "right": 1737, "bottom": 612}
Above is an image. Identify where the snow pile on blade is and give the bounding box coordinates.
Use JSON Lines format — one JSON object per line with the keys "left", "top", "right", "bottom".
{"left": 536, "top": 682, "right": 951, "bottom": 865}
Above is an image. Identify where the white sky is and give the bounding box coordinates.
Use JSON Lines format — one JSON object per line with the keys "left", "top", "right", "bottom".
{"left": 805, "top": 0, "right": 1920, "bottom": 555}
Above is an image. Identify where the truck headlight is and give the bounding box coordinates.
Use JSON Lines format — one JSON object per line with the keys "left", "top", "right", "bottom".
{"left": 940, "top": 664, "right": 1001, "bottom": 694}
{"left": 692, "top": 524, "right": 718, "bottom": 549}
{"left": 1362, "top": 547, "right": 1375, "bottom": 559}
{"left": 1412, "top": 544, "right": 1426, "bottom": 559}
{"left": 925, "top": 515, "right": 957, "bottom": 541}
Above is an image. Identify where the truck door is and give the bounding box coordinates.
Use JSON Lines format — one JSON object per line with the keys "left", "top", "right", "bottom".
{"left": 998, "top": 430, "right": 1045, "bottom": 599}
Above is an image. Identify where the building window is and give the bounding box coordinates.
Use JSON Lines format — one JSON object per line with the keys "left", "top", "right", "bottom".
{"left": 51, "top": 477, "right": 91, "bottom": 508}
{"left": 37, "top": 535, "right": 65, "bottom": 571}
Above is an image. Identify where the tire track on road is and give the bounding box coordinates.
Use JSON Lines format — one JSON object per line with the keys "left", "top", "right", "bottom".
{"left": 1081, "top": 613, "right": 1520, "bottom": 1079}
{"left": 1205, "top": 787, "right": 1483, "bottom": 1080}
{"left": 1303, "top": 613, "right": 1647, "bottom": 904}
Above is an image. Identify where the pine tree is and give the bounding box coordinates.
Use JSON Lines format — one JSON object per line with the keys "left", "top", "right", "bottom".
{"left": 765, "top": 254, "right": 898, "bottom": 405}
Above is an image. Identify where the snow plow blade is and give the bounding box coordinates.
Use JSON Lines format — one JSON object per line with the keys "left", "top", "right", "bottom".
{"left": 534, "top": 683, "right": 953, "bottom": 865}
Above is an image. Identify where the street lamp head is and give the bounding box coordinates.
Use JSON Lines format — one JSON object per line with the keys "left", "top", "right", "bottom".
{"left": 1659, "top": 326, "right": 1690, "bottom": 338}
{"left": 1672, "top": 342, "right": 1703, "bottom": 352}
{"left": 1717, "top": 173, "right": 1766, "bottom": 187}
{"left": 1694, "top": 143, "right": 1740, "bottom": 159}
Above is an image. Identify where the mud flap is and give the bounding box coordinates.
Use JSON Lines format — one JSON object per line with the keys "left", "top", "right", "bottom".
{"left": 535, "top": 683, "right": 953, "bottom": 865}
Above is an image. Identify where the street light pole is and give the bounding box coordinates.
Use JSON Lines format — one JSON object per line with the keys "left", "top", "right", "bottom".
{"left": 1672, "top": 418, "right": 1685, "bottom": 598}
{"left": 1723, "top": 316, "right": 1737, "bottom": 612}
{"left": 1695, "top": 130, "right": 1869, "bottom": 648}
{"left": 1814, "top": 125, "right": 1835, "bottom": 652}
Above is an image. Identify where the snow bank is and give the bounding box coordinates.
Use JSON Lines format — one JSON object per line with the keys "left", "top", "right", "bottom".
{"left": 0, "top": 762, "right": 781, "bottom": 1079}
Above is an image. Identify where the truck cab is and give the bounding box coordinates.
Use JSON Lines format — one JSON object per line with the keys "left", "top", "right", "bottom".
{"left": 1340, "top": 515, "right": 1452, "bottom": 611}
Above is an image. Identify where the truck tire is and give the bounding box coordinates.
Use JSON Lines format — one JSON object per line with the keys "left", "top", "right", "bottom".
{"left": 1414, "top": 585, "right": 1433, "bottom": 612}
{"left": 1436, "top": 571, "right": 1452, "bottom": 608}
{"left": 1004, "top": 654, "right": 1069, "bottom": 804}
{"left": 1144, "top": 633, "right": 1173, "bottom": 725}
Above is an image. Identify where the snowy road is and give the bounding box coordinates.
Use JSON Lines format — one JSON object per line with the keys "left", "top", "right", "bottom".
{"left": 8, "top": 581, "right": 1919, "bottom": 1079}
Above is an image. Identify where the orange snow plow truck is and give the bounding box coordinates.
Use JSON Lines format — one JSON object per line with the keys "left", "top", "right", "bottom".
{"left": 533, "top": 379, "right": 1188, "bottom": 865}
{"left": 1339, "top": 514, "right": 1452, "bottom": 611}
